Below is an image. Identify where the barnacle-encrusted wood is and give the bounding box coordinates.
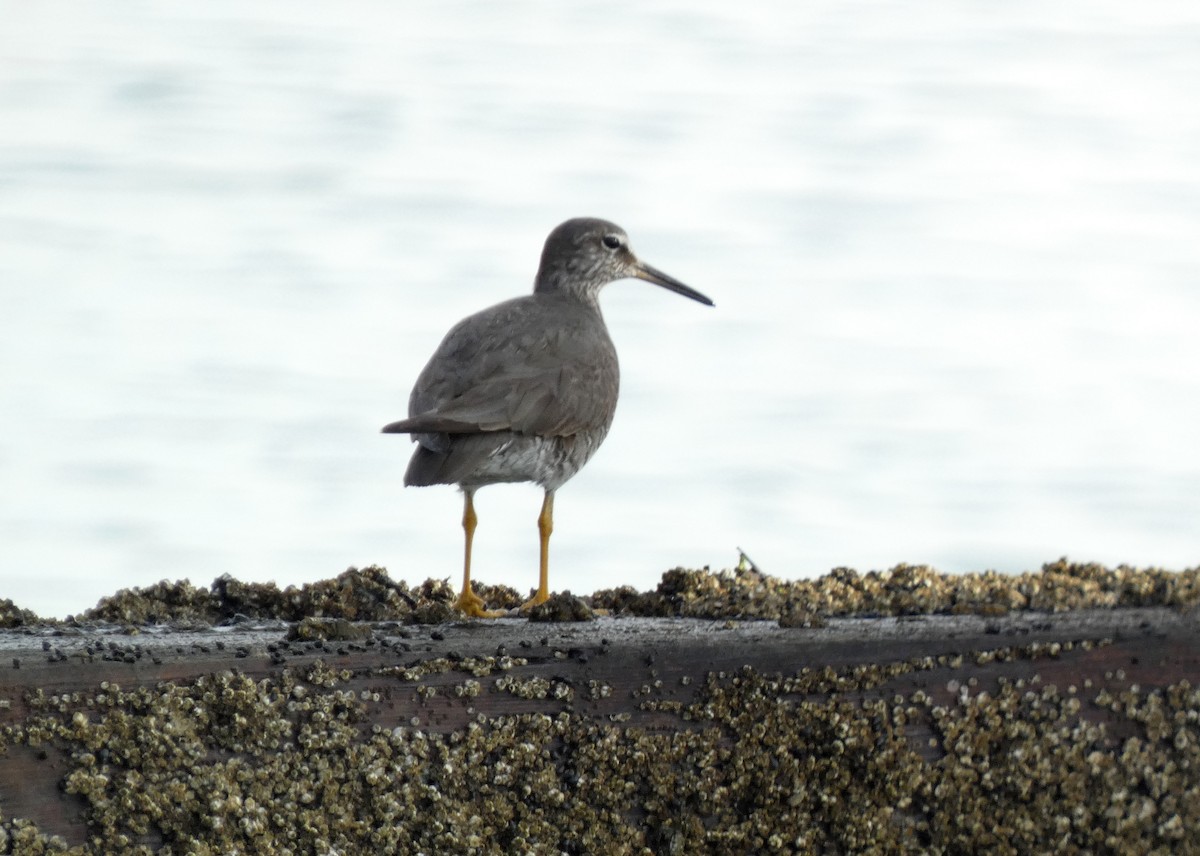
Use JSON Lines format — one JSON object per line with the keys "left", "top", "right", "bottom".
{"left": 1, "top": 561, "right": 1198, "bottom": 853}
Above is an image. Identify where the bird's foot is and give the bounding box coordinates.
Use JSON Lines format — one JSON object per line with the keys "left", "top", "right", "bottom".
{"left": 518, "top": 589, "right": 551, "bottom": 612}
{"left": 453, "top": 588, "right": 507, "bottom": 619}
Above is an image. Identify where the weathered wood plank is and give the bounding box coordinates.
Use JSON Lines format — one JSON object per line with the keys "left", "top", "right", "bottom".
{"left": 1, "top": 607, "right": 1196, "bottom": 853}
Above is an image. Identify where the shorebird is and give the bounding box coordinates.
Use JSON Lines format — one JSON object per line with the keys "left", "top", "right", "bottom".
{"left": 383, "top": 217, "right": 713, "bottom": 617}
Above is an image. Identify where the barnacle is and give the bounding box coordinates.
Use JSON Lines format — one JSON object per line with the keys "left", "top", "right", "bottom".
{"left": 2, "top": 562, "right": 1198, "bottom": 852}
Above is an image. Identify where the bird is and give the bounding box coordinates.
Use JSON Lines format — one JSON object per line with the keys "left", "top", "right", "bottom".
{"left": 382, "top": 217, "right": 713, "bottom": 617}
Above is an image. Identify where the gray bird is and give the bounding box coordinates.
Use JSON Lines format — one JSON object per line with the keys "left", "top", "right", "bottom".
{"left": 382, "top": 217, "right": 713, "bottom": 617}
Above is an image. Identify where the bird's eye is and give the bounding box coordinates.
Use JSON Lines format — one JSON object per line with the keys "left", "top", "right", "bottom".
{"left": 602, "top": 234, "right": 622, "bottom": 250}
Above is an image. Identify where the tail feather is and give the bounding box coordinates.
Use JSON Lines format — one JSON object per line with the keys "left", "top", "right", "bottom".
{"left": 401, "top": 433, "right": 511, "bottom": 487}
{"left": 382, "top": 414, "right": 485, "bottom": 434}
{"left": 403, "top": 445, "right": 451, "bottom": 487}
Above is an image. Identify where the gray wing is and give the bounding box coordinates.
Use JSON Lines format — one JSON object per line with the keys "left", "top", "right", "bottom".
{"left": 383, "top": 295, "right": 619, "bottom": 439}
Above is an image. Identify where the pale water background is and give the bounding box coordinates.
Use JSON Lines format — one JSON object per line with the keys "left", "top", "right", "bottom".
{"left": 2, "top": 1, "right": 1199, "bottom": 619}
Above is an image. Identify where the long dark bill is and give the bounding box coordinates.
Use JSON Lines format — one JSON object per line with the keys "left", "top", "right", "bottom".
{"left": 633, "top": 261, "right": 715, "bottom": 307}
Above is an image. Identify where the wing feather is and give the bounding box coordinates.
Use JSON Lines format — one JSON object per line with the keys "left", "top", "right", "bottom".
{"left": 383, "top": 294, "right": 618, "bottom": 439}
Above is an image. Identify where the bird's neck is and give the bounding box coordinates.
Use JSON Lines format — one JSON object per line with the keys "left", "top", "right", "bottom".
{"left": 533, "top": 273, "right": 603, "bottom": 310}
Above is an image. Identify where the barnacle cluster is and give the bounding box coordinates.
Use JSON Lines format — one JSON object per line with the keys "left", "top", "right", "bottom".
{"left": 71, "top": 568, "right": 527, "bottom": 627}
{"left": 593, "top": 559, "right": 1200, "bottom": 622}
{"left": 79, "top": 568, "right": 451, "bottom": 625}
{"left": 285, "top": 618, "right": 374, "bottom": 643}
{"left": 378, "top": 654, "right": 528, "bottom": 683}
{"left": 3, "top": 559, "right": 1193, "bottom": 627}
{"left": 1, "top": 634, "right": 1197, "bottom": 854}
{"left": 0, "top": 561, "right": 1197, "bottom": 852}
{"left": 0, "top": 598, "right": 38, "bottom": 630}
{"left": 526, "top": 593, "right": 594, "bottom": 623}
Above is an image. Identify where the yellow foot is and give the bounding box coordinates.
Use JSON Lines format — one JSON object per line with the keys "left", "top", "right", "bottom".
{"left": 453, "top": 588, "right": 507, "bottom": 619}
{"left": 519, "top": 590, "right": 551, "bottom": 612}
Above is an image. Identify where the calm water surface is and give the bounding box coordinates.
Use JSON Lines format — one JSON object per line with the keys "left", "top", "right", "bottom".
{"left": 2, "top": 0, "right": 1199, "bottom": 617}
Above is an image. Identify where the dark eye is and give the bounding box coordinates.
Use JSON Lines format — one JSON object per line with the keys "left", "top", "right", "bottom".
{"left": 602, "top": 234, "right": 622, "bottom": 250}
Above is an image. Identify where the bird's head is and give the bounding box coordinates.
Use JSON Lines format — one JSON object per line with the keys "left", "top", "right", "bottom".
{"left": 534, "top": 217, "right": 714, "bottom": 307}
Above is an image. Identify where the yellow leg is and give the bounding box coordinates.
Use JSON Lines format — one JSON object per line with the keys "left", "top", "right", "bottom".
{"left": 453, "top": 489, "right": 504, "bottom": 618}
{"left": 521, "top": 490, "right": 554, "bottom": 610}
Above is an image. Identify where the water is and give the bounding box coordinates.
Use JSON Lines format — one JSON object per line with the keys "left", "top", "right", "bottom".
{"left": 2, "top": 0, "right": 1199, "bottom": 619}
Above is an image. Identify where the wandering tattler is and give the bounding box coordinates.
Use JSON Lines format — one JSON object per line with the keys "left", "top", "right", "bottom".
{"left": 382, "top": 217, "right": 713, "bottom": 617}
